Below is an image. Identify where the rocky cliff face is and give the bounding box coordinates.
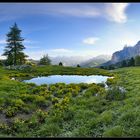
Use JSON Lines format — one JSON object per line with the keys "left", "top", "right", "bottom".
{"left": 134, "top": 41, "right": 140, "bottom": 55}
{"left": 101, "top": 40, "right": 140, "bottom": 66}
{"left": 111, "top": 46, "right": 134, "bottom": 63}
{"left": 111, "top": 41, "right": 140, "bottom": 64}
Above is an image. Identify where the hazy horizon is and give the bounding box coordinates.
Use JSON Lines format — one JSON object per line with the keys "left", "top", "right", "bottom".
{"left": 0, "top": 3, "right": 140, "bottom": 60}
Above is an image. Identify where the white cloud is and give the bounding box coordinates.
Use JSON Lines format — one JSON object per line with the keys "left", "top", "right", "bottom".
{"left": 0, "top": 56, "right": 5, "bottom": 59}
{"left": 25, "top": 50, "right": 48, "bottom": 60}
{"left": 0, "top": 40, "right": 6, "bottom": 44}
{"left": 105, "top": 3, "right": 129, "bottom": 23}
{"left": 25, "top": 48, "right": 73, "bottom": 60}
{"left": 38, "top": 3, "right": 130, "bottom": 23}
{"left": 46, "top": 3, "right": 130, "bottom": 23}
{"left": 24, "top": 40, "right": 32, "bottom": 43}
{"left": 50, "top": 48, "right": 73, "bottom": 53}
{"left": 121, "top": 39, "right": 137, "bottom": 46}
{"left": 83, "top": 37, "right": 99, "bottom": 45}
{"left": 24, "top": 40, "right": 39, "bottom": 44}
{"left": 0, "top": 3, "right": 130, "bottom": 23}
{"left": 39, "top": 3, "right": 129, "bottom": 23}
{"left": 25, "top": 48, "right": 102, "bottom": 60}
{"left": 25, "top": 45, "right": 40, "bottom": 49}
{"left": 49, "top": 4, "right": 100, "bottom": 18}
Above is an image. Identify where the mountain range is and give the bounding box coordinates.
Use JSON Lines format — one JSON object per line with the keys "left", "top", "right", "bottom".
{"left": 26, "top": 40, "right": 140, "bottom": 68}
{"left": 51, "top": 55, "right": 111, "bottom": 67}
{"left": 28, "top": 55, "right": 111, "bottom": 67}
{"left": 29, "top": 40, "right": 140, "bottom": 67}
{"left": 50, "top": 56, "right": 89, "bottom": 66}
{"left": 80, "top": 55, "right": 111, "bottom": 67}
{"left": 101, "top": 40, "right": 140, "bottom": 66}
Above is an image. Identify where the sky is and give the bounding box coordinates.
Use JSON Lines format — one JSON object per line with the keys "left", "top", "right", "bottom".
{"left": 0, "top": 3, "right": 140, "bottom": 60}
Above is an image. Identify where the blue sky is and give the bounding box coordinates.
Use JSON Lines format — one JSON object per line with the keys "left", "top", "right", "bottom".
{"left": 0, "top": 3, "right": 140, "bottom": 60}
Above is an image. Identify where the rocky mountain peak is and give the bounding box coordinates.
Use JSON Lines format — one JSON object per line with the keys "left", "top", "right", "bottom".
{"left": 102, "top": 40, "right": 140, "bottom": 66}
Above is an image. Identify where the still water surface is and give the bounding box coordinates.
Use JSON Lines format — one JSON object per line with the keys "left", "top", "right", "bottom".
{"left": 23, "top": 75, "right": 110, "bottom": 85}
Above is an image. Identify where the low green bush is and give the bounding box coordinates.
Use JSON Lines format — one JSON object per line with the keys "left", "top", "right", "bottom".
{"left": 32, "top": 86, "right": 46, "bottom": 94}
{"left": 5, "top": 106, "right": 18, "bottom": 117}
{"left": 27, "top": 115, "right": 39, "bottom": 129}
{"left": 97, "top": 83, "right": 105, "bottom": 88}
{"left": 55, "top": 89, "right": 64, "bottom": 98}
{"left": 72, "top": 126, "right": 91, "bottom": 136}
{"left": 0, "top": 98, "right": 4, "bottom": 106}
{"left": 0, "top": 123, "right": 9, "bottom": 134}
{"left": 33, "top": 95, "right": 49, "bottom": 107}
{"left": 12, "top": 118, "right": 28, "bottom": 134}
{"left": 36, "top": 123, "right": 62, "bottom": 137}
{"left": 83, "top": 85, "right": 100, "bottom": 97}
{"left": 51, "top": 97, "right": 59, "bottom": 104}
{"left": 10, "top": 99, "right": 25, "bottom": 109}
{"left": 35, "top": 109, "right": 48, "bottom": 123}
{"left": 103, "top": 125, "right": 123, "bottom": 137}
{"left": 20, "top": 94, "right": 35, "bottom": 102}
{"left": 98, "top": 111, "right": 113, "bottom": 124}
{"left": 118, "top": 109, "right": 140, "bottom": 125}
{"left": 61, "top": 108, "right": 75, "bottom": 121}
{"left": 78, "top": 83, "right": 89, "bottom": 90}
{"left": 105, "top": 86, "right": 126, "bottom": 101}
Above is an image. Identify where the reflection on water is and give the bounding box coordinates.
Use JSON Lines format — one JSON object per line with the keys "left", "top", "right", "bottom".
{"left": 23, "top": 75, "right": 111, "bottom": 85}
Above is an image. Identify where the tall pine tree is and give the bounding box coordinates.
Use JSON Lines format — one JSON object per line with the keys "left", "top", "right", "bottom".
{"left": 3, "top": 23, "right": 27, "bottom": 66}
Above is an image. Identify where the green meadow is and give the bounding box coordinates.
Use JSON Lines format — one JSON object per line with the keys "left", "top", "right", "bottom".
{"left": 0, "top": 65, "right": 140, "bottom": 137}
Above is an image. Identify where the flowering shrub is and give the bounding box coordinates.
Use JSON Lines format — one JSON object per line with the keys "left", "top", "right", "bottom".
{"left": 0, "top": 123, "right": 9, "bottom": 133}
{"left": 20, "top": 94, "right": 35, "bottom": 102}
{"left": 5, "top": 106, "right": 18, "bottom": 117}
{"left": 52, "top": 97, "right": 59, "bottom": 104}
{"left": 32, "top": 86, "right": 46, "bottom": 94}
{"left": 33, "top": 95, "right": 48, "bottom": 107}
{"left": 56, "top": 89, "right": 64, "bottom": 98}
{"left": 10, "top": 99, "right": 25, "bottom": 109}
{"left": 35, "top": 109, "right": 48, "bottom": 123}
{"left": 12, "top": 118, "right": 27, "bottom": 133}
{"left": 84, "top": 85, "right": 100, "bottom": 97}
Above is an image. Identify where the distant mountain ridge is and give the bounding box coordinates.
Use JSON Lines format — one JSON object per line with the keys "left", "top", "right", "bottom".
{"left": 50, "top": 56, "right": 90, "bottom": 66}
{"left": 80, "top": 55, "right": 111, "bottom": 67}
{"left": 101, "top": 40, "right": 140, "bottom": 66}
{"left": 28, "top": 55, "right": 111, "bottom": 67}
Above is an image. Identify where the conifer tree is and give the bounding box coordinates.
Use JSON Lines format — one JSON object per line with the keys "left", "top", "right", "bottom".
{"left": 135, "top": 55, "right": 140, "bottom": 66}
{"left": 39, "top": 54, "right": 51, "bottom": 65}
{"left": 3, "top": 23, "right": 27, "bottom": 65}
{"left": 59, "top": 62, "right": 63, "bottom": 66}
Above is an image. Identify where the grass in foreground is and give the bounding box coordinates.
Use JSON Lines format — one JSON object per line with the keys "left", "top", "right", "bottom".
{"left": 1, "top": 65, "right": 140, "bottom": 137}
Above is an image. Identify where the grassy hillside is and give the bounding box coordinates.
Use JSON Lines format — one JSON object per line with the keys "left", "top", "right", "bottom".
{"left": 6, "top": 65, "right": 113, "bottom": 78}
{"left": 0, "top": 65, "right": 140, "bottom": 137}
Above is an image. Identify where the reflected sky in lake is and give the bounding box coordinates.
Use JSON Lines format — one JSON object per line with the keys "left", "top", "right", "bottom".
{"left": 23, "top": 75, "right": 110, "bottom": 85}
